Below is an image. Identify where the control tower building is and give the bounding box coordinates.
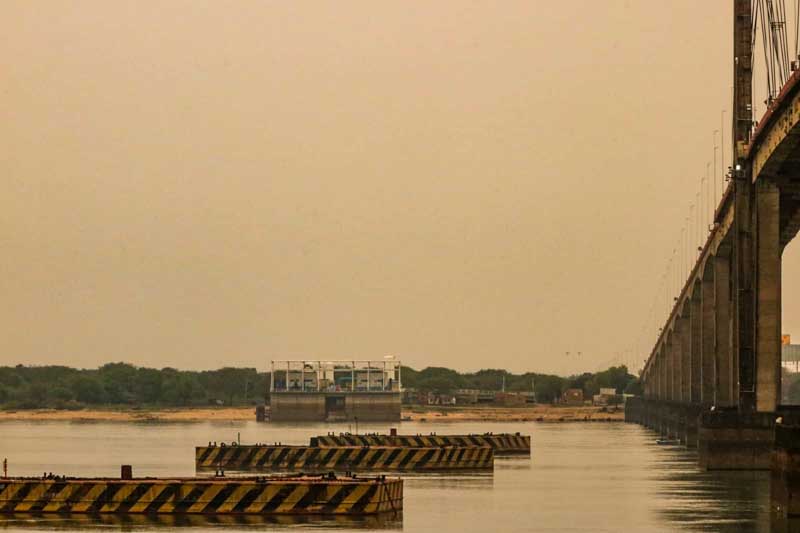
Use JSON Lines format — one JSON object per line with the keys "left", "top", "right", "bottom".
{"left": 269, "top": 359, "right": 401, "bottom": 422}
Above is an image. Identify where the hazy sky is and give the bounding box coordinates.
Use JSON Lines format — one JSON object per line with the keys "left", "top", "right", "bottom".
{"left": 3, "top": 1, "right": 799, "bottom": 374}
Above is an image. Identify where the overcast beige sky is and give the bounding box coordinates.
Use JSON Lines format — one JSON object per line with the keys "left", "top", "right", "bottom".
{"left": 2, "top": 1, "right": 798, "bottom": 374}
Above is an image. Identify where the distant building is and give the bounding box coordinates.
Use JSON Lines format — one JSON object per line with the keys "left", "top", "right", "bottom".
{"left": 426, "top": 393, "right": 456, "bottom": 405}
{"left": 593, "top": 388, "right": 621, "bottom": 406}
{"left": 402, "top": 388, "right": 534, "bottom": 407}
{"left": 402, "top": 388, "right": 423, "bottom": 405}
{"left": 476, "top": 390, "right": 496, "bottom": 404}
{"left": 269, "top": 360, "right": 401, "bottom": 422}
{"left": 454, "top": 389, "right": 479, "bottom": 405}
{"left": 783, "top": 339, "right": 800, "bottom": 373}
{"left": 561, "top": 388, "right": 584, "bottom": 405}
{"left": 493, "top": 392, "right": 527, "bottom": 406}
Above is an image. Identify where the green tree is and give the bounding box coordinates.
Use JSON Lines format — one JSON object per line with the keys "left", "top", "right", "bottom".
{"left": 624, "top": 379, "right": 643, "bottom": 396}
{"left": 0, "top": 362, "right": 640, "bottom": 409}
{"left": 470, "top": 369, "right": 510, "bottom": 390}
{"left": 24, "top": 382, "right": 50, "bottom": 407}
{"left": 134, "top": 368, "right": 164, "bottom": 403}
{"left": 593, "top": 365, "right": 635, "bottom": 393}
{"left": 418, "top": 376, "right": 458, "bottom": 394}
{"left": 98, "top": 363, "right": 137, "bottom": 403}
{"left": 399, "top": 366, "right": 419, "bottom": 389}
{"left": 71, "top": 376, "right": 107, "bottom": 404}
{"left": 531, "top": 374, "right": 565, "bottom": 403}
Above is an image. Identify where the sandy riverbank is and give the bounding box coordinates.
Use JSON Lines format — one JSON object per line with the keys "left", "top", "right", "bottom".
{"left": 0, "top": 405, "right": 623, "bottom": 423}
{"left": 0, "top": 407, "right": 255, "bottom": 422}
{"left": 402, "top": 405, "right": 623, "bottom": 422}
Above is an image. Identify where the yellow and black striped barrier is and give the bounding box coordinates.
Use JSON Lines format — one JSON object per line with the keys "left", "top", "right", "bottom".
{"left": 195, "top": 445, "right": 493, "bottom": 472}
{"left": 0, "top": 512, "right": 402, "bottom": 529}
{"left": 0, "top": 475, "right": 402, "bottom": 516}
{"left": 310, "top": 433, "right": 531, "bottom": 455}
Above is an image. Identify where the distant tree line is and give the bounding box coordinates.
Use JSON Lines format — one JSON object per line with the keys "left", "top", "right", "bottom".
{"left": 0, "top": 362, "right": 641, "bottom": 409}
{"left": 0, "top": 363, "right": 266, "bottom": 410}
{"left": 400, "top": 365, "right": 640, "bottom": 403}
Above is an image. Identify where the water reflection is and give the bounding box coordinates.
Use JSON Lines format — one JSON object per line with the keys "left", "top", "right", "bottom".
{"left": 401, "top": 472, "right": 493, "bottom": 491}
{"left": 4, "top": 420, "right": 796, "bottom": 532}
{"left": 648, "top": 442, "right": 773, "bottom": 532}
{"left": 197, "top": 470, "right": 495, "bottom": 492}
{"left": 494, "top": 457, "right": 532, "bottom": 471}
{"left": 0, "top": 512, "right": 402, "bottom": 531}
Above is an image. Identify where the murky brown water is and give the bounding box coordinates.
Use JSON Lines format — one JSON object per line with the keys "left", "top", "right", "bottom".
{"left": 0, "top": 420, "right": 793, "bottom": 532}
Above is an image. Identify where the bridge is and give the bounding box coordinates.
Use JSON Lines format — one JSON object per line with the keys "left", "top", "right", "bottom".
{"left": 624, "top": 0, "right": 800, "bottom": 517}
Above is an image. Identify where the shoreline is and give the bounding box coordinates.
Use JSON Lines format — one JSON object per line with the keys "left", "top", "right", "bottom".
{"left": 0, "top": 405, "right": 623, "bottom": 423}
{"left": 403, "top": 405, "right": 623, "bottom": 422}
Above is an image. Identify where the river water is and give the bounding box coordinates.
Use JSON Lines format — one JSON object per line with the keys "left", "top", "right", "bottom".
{"left": 0, "top": 420, "right": 793, "bottom": 532}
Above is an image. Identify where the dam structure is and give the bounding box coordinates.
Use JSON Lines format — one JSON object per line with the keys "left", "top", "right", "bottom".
{"left": 269, "top": 360, "right": 401, "bottom": 422}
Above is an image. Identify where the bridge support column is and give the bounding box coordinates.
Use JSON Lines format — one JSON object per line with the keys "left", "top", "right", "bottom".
{"left": 690, "top": 295, "right": 702, "bottom": 405}
{"left": 671, "top": 403, "right": 683, "bottom": 440}
{"left": 677, "top": 313, "right": 696, "bottom": 446}
{"left": 680, "top": 317, "right": 691, "bottom": 405}
{"left": 697, "top": 221, "right": 779, "bottom": 469}
{"left": 701, "top": 276, "right": 715, "bottom": 407}
{"left": 674, "top": 317, "right": 694, "bottom": 442}
{"left": 647, "top": 399, "right": 657, "bottom": 429}
{"left": 652, "top": 356, "right": 657, "bottom": 401}
{"left": 671, "top": 338, "right": 680, "bottom": 404}
{"left": 654, "top": 355, "right": 661, "bottom": 402}
{"left": 755, "top": 180, "right": 781, "bottom": 413}
{"left": 714, "top": 251, "right": 734, "bottom": 406}
{"left": 658, "top": 346, "right": 669, "bottom": 402}
{"left": 684, "top": 411, "right": 698, "bottom": 448}
{"left": 667, "top": 342, "right": 675, "bottom": 404}
{"left": 771, "top": 423, "right": 800, "bottom": 517}
{"left": 652, "top": 359, "right": 660, "bottom": 431}
{"left": 698, "top": 409, "right": 775, "bottom": 470}
{"left": 673, "top": 335, "right": 682, "bottom": 405}
{"left": 624, "top": 396, "right": 644, "bottom": 423}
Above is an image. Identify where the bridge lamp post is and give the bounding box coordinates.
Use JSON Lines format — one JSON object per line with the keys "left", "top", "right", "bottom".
{"left": 712, "top": 131, "right": 719, "bottom": 207}
{"left": 695, "top": 193, "right": 701, "bottom": 254}
{"left": 720, "top": 111, "right": 725, "bottom": 194}
{"left": 688, "top": 208, "right": 692, "bottom": 261}
{"left": 702, "top": 172, "right": 709, "bottom": 235}
{"left": 681, "top": 226, "right": 687, "bottom": 281}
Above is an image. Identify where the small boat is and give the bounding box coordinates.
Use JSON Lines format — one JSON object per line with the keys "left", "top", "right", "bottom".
{"left": 656, "top": 438, "right": 680, "bottom": 445}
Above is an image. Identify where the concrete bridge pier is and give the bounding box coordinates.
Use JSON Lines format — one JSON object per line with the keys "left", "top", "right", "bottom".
{"left": 625, "top": 399, "right": 701, "bottom": 446}
{"left": 641, "top": 399, "right": 653, "bottom": 429}
{"left": 698, "top": 409, "right": 775, "bottom": 470}
{"left": 645, "top": 400, "right": 659, "bottom": 431}
{"left": 683, "top": 405, "right": 701, "bottom": 448}
{"left": 771, "top": 424, "right": 800, "bottom": 518}
{"left": 645, "top": 400, "right": 661, "bottom": 432}
{"left": 654, "top": 405, "right": 666, "bottom": 436}
{"left": 657, "top": 403, "right": 670, "bottom": 437}
{"left": 713, "top": 249, "right": 734, "bottom": 408}
{"left": 624, "top": 396, "right": 643, "bottom": 424}
{"left": 755, "top": 179, "right": 782, "bottom": 414}
{"left": 696, "top": 177, "right": 782, "bottom": 470}
{"left": 666, "top": 404, "right": 682, "bottom": 440}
